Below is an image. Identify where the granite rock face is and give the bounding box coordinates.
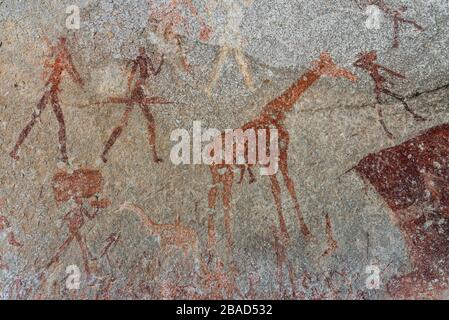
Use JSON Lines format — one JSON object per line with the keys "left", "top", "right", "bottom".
{"left": 0, "top": 0, "right": 448, "bottom": 299}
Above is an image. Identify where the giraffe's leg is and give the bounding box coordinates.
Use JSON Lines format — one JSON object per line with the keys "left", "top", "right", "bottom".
{"left": 271, "top": 226, "right": 285, "bottom": 298}
{"left": 234, "top": 48, "right": 254, "bottom": 91}
{"left": 51, "top": 94, "right": 69, "bottom": 164}
{"left": 206, "top": 212, "right": 217, "bottom": 266}
{"left": 208, "top": 166, "right": 221, "bottom": 209}
{"left": 207, "top": 168, "right": 220, "bottom": 264}
{"left": 101, "top": 106, "right": 133, "bottom": 163}
{"left": 247, "top": 166, "right": 256, "bottom": 183}
{"left": 382, "top": 88, "right": 426, "bottom": 121}
{"left": 10, "top": 92, "right": 50, "bottom": 160}
{"left": 237, "top": 165, "right": 246, "bottom": 184}
{"left": 140, "top": 105, "right": 162, "bottom": 163}
{"left": 278, "top": 131, "right": 311, "bottom": 240}
{"left": 222, "top": 169, "right": 235, "bottom": 256}
{"left": 206, "top": 46, "right": 230, "bottom": 95}
{"left": 392, "top": 17, "right": 400, "bottom": 48}
{"left": 269, "top": 174, "right": 290, "bottom": 241}
{"left": 286, "top": 259, "right": 297, "bottom": 298}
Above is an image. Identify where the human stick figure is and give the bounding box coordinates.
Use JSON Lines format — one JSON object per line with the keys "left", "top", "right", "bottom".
{"left": 205, "top": 0, "right": 255, "bottom": 95}
{"left": 354, "top": 50, "right": 425, "bottom": 138}
{"left": 364, "top": 0, "right": 424, "bottom": 48}
{"left": 10, "top": 37, "right": 84, "bottom": 164}
{"left": 47, "top": 168, "right": 110, "bottom": 275}
{"left": 87, "top": 47, "right": 172, "bottom": 163}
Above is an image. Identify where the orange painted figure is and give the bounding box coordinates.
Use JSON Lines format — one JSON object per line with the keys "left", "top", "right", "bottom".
{"left": 47, "top": 168, "right": 110, "bottom": 274}
{"left": 369, "top": 0, "right": 424, "bottom": 48}
{"left": 97, "top": 47, "right": 170, "bottom": 163}
{"left": 207, "top": 53, "right": 357, "bottom": 258}
{"left": 10, "top": 37, "right": 84, "bottom": 164}
{"left": 354, "top": 50, "right": 425, "bottom": 138}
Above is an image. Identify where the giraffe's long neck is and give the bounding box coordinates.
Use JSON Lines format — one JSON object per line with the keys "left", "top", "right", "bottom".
{"left": 262, "top": 68, "right": 321, "bottom": 117}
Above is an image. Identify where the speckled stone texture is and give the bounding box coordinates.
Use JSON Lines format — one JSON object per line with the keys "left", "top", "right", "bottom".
{"left": 0, "top": 0, "right": 448, "bottom": 299}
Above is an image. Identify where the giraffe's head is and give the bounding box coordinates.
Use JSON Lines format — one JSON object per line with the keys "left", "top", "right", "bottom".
{"left": 312, "top": 53, "right": 358, "bottom": 82}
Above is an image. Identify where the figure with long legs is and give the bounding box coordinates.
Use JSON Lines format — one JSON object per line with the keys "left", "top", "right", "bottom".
{"left": 10, "top": 37, "right": 83, "bottom": 164}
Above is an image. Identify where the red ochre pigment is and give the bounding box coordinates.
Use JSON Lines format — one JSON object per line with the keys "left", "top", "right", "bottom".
{"left": 354, "top": 123, "right": 449, "bottom": 298}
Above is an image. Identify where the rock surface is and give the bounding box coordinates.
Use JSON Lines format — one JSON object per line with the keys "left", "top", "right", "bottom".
{"left": 0, "top": 0, "right": 448, "bottom": 299}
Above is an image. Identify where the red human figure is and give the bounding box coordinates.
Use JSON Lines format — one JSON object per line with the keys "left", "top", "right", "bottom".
{"left": 97, "top": 47, "right": 171, "bottom": 163}
{"left": 271, "top": 225, "right": 297, "bottom": 299}
{"left": 207, "top": 53, "right": 357, "bottom": 253}
{"left": 47, "top": 168, "right": 110, "bottom": 275}
{"left": 10, "top": 37, "right": 84, "bottom": 164}
{"left": 354, "top": 50, "right": 425, "bottom": 138}
{"left": 369, "top": 0, "right": 424, "bottom": 48}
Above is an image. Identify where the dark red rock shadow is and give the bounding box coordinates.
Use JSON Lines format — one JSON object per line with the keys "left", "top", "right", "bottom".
{"left": 353, "top": 124, "right": 449, "bottom": 299}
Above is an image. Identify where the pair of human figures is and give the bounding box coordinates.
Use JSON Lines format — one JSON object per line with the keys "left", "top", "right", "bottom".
{"left": 10, "top": 38, "right": 167, "bottom": 164}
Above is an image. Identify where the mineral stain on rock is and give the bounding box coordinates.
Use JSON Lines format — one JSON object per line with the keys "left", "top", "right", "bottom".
{"left": 353, "top": 124, "right": 449, "bottom": 298}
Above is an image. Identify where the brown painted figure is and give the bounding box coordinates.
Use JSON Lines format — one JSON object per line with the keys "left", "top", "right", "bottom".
{"left": 99, "top": 47, "right": 169, "bottom": 163}
{"left": 354, "top": 50, "right": 425, "bottom": 138}
{"left": 207, "top": 53, "right": 357, "bottom": 255}
{"left": 353, "top": 124, "right": 449, "bottom": 298}
{"left": 10, "top": 37, "right": 84, "bottom": 164}
{"left": 368, "top": 0, "right": 424, "bottom": 48}
{"left": 47, "top": 168, "right": 110, "bottom": 274}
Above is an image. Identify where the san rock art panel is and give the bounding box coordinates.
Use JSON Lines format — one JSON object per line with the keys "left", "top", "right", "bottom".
{"left": 0, "top": 0, "right": 448, "bottom": 300}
